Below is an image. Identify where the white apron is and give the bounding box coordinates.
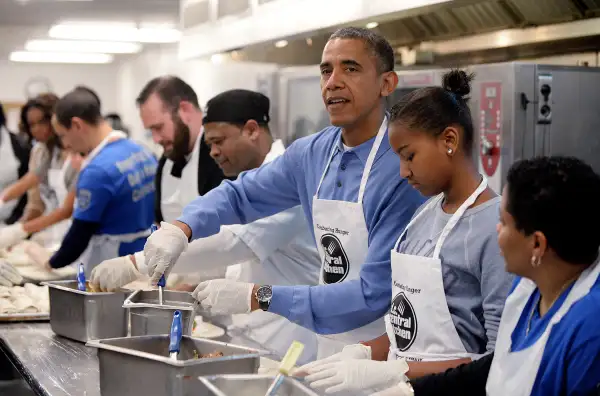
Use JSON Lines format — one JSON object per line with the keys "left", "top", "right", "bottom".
{"left": 486, "top": 261, "right": 600, "bottom": 396}
{"left": 312, "top": 118, "right": 388, "bottom": 359}
{"left": 386, "top": 177, "right": 488, "bottom": 362}
{"left": 160, "top": 131, "right": 202, "bottom": 223}
{"left": 78, "top": 130, "right": 150, "bottom": 273}
{"left": 0, "top": 127, "right": 20, "bottom": 222}
{"left": 46, "top": 155, "right": 73, "bottom": 246}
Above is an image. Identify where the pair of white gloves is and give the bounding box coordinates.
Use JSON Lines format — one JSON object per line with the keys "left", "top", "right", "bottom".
{"left": 91, "top": 222, "right": 255, "bottom": 316}
{"left": 294, "top": 344, "right": 411, "bottom": 395}
{"left": 0, "top": 223, "right": 31, "bottom": 287}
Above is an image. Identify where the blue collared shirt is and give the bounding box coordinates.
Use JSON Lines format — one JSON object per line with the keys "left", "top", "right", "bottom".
{"left": 178, "top": 126, "right": 425, "bottom": 334}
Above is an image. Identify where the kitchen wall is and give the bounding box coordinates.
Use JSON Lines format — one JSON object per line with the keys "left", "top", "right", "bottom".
{"left": 115, "top": 46, "right": 279, "bottom": 149}
{"left": 0, "top": 60, "right": 119, "bottom": 131}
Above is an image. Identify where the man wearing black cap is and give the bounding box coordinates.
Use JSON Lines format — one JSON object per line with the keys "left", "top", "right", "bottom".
{"left": 90, "top": 89, "right": 321, "bottom": 364}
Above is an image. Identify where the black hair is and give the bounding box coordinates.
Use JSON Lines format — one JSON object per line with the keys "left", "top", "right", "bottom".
{"left": 55, "top": 88, "right": 103, "bottom": 128}
{"left": 74, "top": 85, "right": 101, "bottom": 108}
{"left": 506, "top": 156, "right": 600, "bottom": 266}
{"left": 0, "top": 103, "right": 5, "bottom": 127}
{"left": 25, "top": 93, "right": 61, "bottom": 150}
{"left": 104, "top": 113, "right": 130, "bottom": 136}
{"left": 389, "top": 69, "right": 475, "bottom": 153}
{"left": 136, "top": 76, "right": 200, "bottom": 110}
{"left": 328, "top": 27, "right": 395, "bottom": 74}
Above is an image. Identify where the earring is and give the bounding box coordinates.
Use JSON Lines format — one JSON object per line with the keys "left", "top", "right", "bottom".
{"left": 447, "top": 148, "right": 453, "bottom": 155}
{"left": 531, "top": 256, "right": 541, "bottom": 267}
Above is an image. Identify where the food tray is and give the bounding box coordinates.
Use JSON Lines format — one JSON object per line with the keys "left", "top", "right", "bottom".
{"left": 198, "top": 374, "right": 321, "bottom": 396}
{"left": 124, "top": 289, "right": 197, "bottom": 336}
{"left": 0, "top": 312, "right": 50, "bottom": 322}
{"left": 87, "top": 335, "right": 267, "bottom": 396}
{"left": 42, "top": 280, "right": 129, "bottom": 342}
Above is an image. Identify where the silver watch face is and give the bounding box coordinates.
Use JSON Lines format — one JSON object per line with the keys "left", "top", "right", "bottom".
{"left": 256, "top": 286, "right": 272, "bottom": 302}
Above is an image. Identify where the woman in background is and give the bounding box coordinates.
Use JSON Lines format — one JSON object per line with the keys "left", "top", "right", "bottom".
{"left": 0, "top": 93, "right": 79, "bottom": 251}
{"left": 17, "top": 101, "right": 45, "bottom": 223}
{"left": 373, "top": 156, "right": 600, "bottom": 396}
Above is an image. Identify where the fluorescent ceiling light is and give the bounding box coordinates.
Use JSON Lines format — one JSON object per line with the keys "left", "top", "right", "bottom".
{"left": 49, "top": 23, "right": 181, "bottom": 43}
{"left": 211, "top": 53, "right": 225, "bottom": 64}
{"left": 366, "top": 22, "right": 379, "bottom": 29}
{"left": 275, "top": 40, "right": 288, "bottom": 48}
{"left": 9, "top": 51, "right": 113, "bottom": 64}
{"left": 25, "top": 39, "right": 142, "bottom": 54}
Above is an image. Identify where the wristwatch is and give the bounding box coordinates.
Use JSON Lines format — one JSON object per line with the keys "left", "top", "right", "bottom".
{"left": 255, "top": 285, "right": 273, "bottom": 311}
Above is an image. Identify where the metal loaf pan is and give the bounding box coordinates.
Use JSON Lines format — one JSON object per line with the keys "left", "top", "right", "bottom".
{"left": 87, "top": 335, "right": 266, "bottom": 396}
{"left": 42, "top": 280, "right": 128, "bottom": 342}
{"left": 198, "top": 374, "right": 321, "bottom": 396}
{"left": 124, "top": 289, "right": 196, "bottom": 336}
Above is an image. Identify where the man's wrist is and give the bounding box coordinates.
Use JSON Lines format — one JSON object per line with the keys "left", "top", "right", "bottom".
{"left": 251, "top": 284, "right": 260, "bottom": 311}
{"left": 173, "top": 220, "right": 192, "bottom": 241}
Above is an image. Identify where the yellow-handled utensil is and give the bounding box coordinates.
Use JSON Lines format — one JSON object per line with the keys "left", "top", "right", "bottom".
{"left": 264, "top": 341, "right": 305, "bottom": 396}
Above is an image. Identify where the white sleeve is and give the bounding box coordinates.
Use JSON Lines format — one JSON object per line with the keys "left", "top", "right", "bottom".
{"left": 136, "top": 227, "right": 258, "bottom": 275}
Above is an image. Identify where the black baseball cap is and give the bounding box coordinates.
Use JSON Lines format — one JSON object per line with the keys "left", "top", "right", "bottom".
{"left": 203, "top": 89, "right": 270, "bottom": 126}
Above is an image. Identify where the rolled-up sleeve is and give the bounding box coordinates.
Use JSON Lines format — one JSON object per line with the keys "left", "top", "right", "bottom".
{"left": 177, "top": 144, "right": 302, "bottom": 240}
{"left": 269, "top": 180, "right": 424, "bottom": 334}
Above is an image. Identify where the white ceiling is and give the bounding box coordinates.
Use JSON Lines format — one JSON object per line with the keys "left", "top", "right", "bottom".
{"left": 0, "top": 0, "right": 180, "bottom": 60}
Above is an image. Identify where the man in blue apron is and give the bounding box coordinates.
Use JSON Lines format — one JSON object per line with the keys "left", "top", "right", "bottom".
{"left": 143, "top": 27, "right": 425, "bottom": 358}
{"left": 45, "top": 87, "right": 157, "bottom": 273}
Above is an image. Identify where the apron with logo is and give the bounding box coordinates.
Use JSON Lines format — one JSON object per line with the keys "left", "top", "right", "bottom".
{"left": 486, "top": 261, "right": 600, "bottom": 395}
{"left": 386, "top": 177, "right": 488, "bottom": 362}
{"left": 78, "top": 130, "right": 150, "bottom": 273}
{"left": 312, "top": 118, "right": 388, "bottom": 359}
{"left": 160, "top": 132, "right": 202, "bottom": 223}
{"left": 0, "top": 127, "right": 20, "bottom": 223}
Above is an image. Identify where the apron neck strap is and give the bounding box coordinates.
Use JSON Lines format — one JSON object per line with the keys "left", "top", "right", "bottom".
{"left": 393, "top": 176, "right": 488, "bottom": 257}
{"left": 315, "top": 116, "right": 388, "bottom": 203}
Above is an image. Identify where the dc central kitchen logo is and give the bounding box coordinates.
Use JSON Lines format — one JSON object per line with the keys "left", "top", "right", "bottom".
{"left": 389, "top": 292, "right": 417, "bottom": 351}
{"left": 320, "top": 234, "right": 349, "bottom": 284}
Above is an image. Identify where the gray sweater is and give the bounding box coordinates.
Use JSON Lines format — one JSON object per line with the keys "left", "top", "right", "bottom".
{"left": 397, "top": 196, "right": 513, "bottom": 354}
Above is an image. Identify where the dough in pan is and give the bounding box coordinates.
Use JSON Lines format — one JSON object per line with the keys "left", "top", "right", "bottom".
{"left": 0, "top": 298, "right": 18, "bottom": 314}
{"left": 12, "top": 295, "right": 39, "bottom": 314}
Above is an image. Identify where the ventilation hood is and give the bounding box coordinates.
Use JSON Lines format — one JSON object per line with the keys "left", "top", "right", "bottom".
{"left": 180, "top": 0, "right": 600, "bottom": 65}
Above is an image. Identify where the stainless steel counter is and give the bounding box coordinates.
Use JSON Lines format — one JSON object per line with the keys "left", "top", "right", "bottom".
{"left": 0, "top": 323, "right": 100, "bottom": 396}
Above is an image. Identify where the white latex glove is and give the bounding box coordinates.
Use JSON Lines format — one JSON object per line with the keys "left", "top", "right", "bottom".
{"left": 305, "top": 358, "right": 409, "bottom": 394}
{"left": 90, "top": 256, "right": 142, "bottom": 292}
{"left": 0, "top": 259, "right": 23, "bottom": 286}
{"left": 370, "top": 382, "right": 414, "bottom": 396}
{"left": 0, "top": 223, "right": 28, "bottom": 250}
{"left": 143, "top": 222, "right": 188, "bottom": 284}
{"left": 191, "top": 279, "right": 254, "bottom": 316}
{"left": 294, "top": 343, "right": 372, "bottom": 376}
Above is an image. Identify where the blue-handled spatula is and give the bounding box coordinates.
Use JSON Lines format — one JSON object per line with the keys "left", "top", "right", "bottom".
{"left": 169, "top": 310, "right": 183, "bottom": 361}
{"left": 150, "top": 224, "right": 166, "bottom": 305}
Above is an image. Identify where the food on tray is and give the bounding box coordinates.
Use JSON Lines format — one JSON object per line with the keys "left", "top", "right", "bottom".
{"left": 192, "top": 350, "right": 224, "bottom": 359}
{"left": 0, "top": 284, "right": 50, "bottom": 316}
{"left": 0, "top": 299, "right": 18, "bottom": 314}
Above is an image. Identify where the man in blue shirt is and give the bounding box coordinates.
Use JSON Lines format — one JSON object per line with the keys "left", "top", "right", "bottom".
{"left": 48, "top": 87, "right": 157, "bottom": 272}
{"left": 143, "top": 27, "right": 424, "bottom": 357}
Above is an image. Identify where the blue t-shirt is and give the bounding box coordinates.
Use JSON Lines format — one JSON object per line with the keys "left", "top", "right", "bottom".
{"left": 509, "top": 274, "right": 600, "bottom": 396}
{"left": 74, "top": 139, "right": 157, "bottom": 255}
